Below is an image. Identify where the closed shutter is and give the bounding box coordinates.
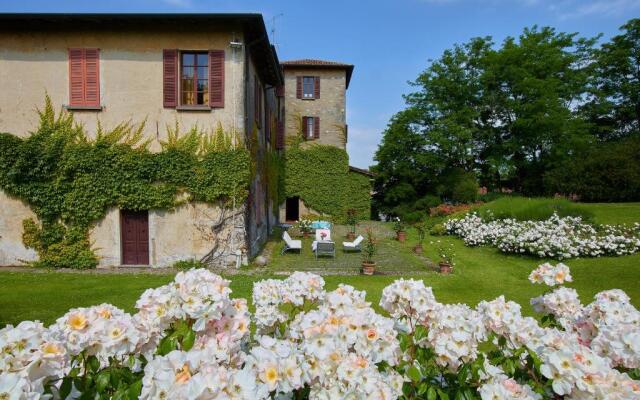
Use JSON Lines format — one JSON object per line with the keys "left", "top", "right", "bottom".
{"left": 302, "top": 116, "right": 308, "bottom": 138}
{"left": 209, "top": 50, "right": 225, "bottom": 108}
{"left": 84, "top": 49, "right": 100, "bottom": 107}
{"left": 276, "top": 85, "right": 285, "bottom": 97}
{"left": 314, "top": 117, "right": 320, "bottom": 138}
{"left": 277, "top": 120, "right": 285, "bottom": 149}
{"left": 68, "top": 48, "right": 85, "bottom": 106}
{"left": 68, "top": 48, "right": 99, "bottom": 107}
{"left": 163, "top": 49, "right": 178, "bottom": 108}
{"left": 296, "top": 76, "right": 303, "bottom": 99}
{"left": 314, "top": 76, "right": 320, "bottom": 99}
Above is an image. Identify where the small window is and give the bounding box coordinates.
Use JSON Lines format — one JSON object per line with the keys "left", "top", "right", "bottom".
{"left": 302, "top": 76, "right": 315, "bottom": 99}
{"left": 181, "top": 52, "right": 208, "bottom": 106}
{"left": 306, "top": 117, "right": 315, "bottom": 139}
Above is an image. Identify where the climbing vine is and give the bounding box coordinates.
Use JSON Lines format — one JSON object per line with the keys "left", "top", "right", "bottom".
{"left": 0, "top": 97, "right": 250, "bottom": 269}
{"left": 283, "top": 144, "right": 371, "bottom": 223}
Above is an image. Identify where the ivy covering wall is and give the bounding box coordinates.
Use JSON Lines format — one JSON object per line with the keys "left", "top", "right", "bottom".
{"left": 283, "top": 144, "right": 371, "bottom": 223}
{"left": 0, "top": 98, "right": 250, "bottom": 269}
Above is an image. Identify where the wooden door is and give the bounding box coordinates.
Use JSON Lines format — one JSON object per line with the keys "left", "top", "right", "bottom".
{"left": 120, "top": 210, "right": 149, "bottom": 265}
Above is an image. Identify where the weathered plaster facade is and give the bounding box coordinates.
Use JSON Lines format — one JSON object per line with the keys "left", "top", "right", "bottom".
{"left": 0, "top": 190, "right": 37, "bottom": 266}
{"left": 0, "top": 29, "right": 246, "bottom": 146}
{"left": 0, "top": 14, "right": 283, "bottom": 267}
{"left": 90, "top": 203, "right": 247, "bottom": 268}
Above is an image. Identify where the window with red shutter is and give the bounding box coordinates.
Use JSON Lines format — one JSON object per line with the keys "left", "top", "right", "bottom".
{"left": 314, "top": 117, "right": 320, "bottom": 139}
{"left": 68, "top": 48, "right": 100, "bottom": 107}
{"left": 209, "top": 50, "right": 224, "bottom": 108}
{"left": 302, "top": 116, "right": 308, "bottom": 138}
{"left": 296, "top": 76, "right": 303, "bottom": 99}
{"left": 314, "top": 76, "right": 320, "bottom": 99}
{"left": 277, "top": 120, "right": 285, "bottom": 149}
{"left": 163, "top": 49, "right": 178, "bottom": 108}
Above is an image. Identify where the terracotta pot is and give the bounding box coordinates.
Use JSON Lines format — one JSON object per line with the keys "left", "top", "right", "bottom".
{"left": 362, "top": 261, "right": 376, "bottom": 275}
{"left": 438, "top": 262, "right": 453, "bottom": 274}
{"left": 396, "top": 231, "right": 407, "bottom": 242}
{"left": 346, "top": 232, "right": 356, "bottom": 241}
{"left": 413, "top": 244, "right": 423, "bottom": 254}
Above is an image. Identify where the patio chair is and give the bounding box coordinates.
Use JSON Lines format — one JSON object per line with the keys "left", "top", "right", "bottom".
{"left": 281, "top": 231, "right": 302, "bottom": 255}
{"left": 314, "top": 241, "right": 336, "bottom": 259}
{"left": 342, "top": 235, "right": 364, "bottom": 252}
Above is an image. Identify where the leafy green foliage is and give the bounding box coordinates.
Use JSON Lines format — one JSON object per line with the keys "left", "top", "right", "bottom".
{"left": 473, "top": 196, "right": 594, "bottom": 222}
{"left": 172, "top": 259, "right": 206, "bottom": 271}
{"left": 374, "top": 20, "right": 640, "bottom": 215}
{"left": 283, "top": 144, "right": 371, "bottom": 223}
{"left": 0, "top": 97, "right": 250, "bottom": 269}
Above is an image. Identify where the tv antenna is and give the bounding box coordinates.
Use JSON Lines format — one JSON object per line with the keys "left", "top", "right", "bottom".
{"left": 270, "top": 13, "right": 284, "bottom": 48}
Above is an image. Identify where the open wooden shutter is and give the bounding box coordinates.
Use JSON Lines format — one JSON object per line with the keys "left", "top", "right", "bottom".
{"left": 68, "top": 48, "right": 85, "bottom": 106}
{"left": 163, "top": 49, "right": 178, "bottom": 108}
{"left": 209, "top": 50, "right": 225, "bottom": 108}
{"left": 277, "top": 120, "right": 285, "bottom": 149}
{"left": 302, "top": 116, "right": 308, "bottom": 138}
{"left": 276, "top": 85, "right": 285, "bottom": 97}
{"left": 314, "top": 76, "right": 320, "bottom": 99}
{"left": 296, "top": 76, "right": 303, "bottom": 99}
{"left": 84, "top": 49, "right": 100, "bottom": 107}
{"left": 314, "top": 117, "right": 320, "bottom": 138}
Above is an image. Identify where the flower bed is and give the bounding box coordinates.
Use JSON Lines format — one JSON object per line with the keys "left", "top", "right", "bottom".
{"left": 445, "top": 213, "right": 640, "bottom": 259}
{"left": 1, "top": 266, "right": 639, "bottom": 399}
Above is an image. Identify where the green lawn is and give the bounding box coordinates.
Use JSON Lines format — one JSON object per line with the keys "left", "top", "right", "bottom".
{"left": 1, "top": 201, "right": 639, "bottom": 327}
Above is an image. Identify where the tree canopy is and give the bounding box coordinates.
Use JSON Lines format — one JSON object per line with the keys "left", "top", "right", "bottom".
{"left": 373, "top": 19, "right": 640, "bottom": 218}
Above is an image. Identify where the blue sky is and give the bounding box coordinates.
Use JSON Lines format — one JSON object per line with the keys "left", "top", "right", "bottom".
{"left": 2, "top": 0, "right": 638, "bottom": 168}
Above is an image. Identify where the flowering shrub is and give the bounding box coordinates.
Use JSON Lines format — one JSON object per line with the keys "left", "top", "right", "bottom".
{"left": 429, "top": 202, "right": 480, "bottom": 217}
{"left": 297, "top": 218, "right": 313, "bottom": 233}
{"left": 445, "top": 212, "right": 640, "bottom": 259}
{"left": 2, "top": 265, "right": 639, "bottom": 399}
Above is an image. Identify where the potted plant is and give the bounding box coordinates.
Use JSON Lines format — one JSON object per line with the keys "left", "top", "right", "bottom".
{"left": 345, "top": 208, "right": 358, "bottom": 241}
{"left": 361, "top": 228, "right": 377, "bottom": 275}
{"left": 413, "top": 221, "right": 427, "bottom": 254}
{"left": 432, "top": 240, "right": 455, "bottom": 274}
{"left": 393, "top": 218, "right": 407, "bottom": 242}
{"left": 298, "top": 219, "right": 313, "bottom": 238}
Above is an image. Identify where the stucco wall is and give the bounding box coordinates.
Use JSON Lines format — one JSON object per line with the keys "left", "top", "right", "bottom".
{"left": 283, "top": 68, "right": 347, "bottom": 149}
{"left": 0, "top": 190, "right": 37, "bottom": 265}
{"left": 0, "top": 29, "right": 246, "bottom": 147}
{"left": 90, "top": 203, "right": 247, "bottom": 268}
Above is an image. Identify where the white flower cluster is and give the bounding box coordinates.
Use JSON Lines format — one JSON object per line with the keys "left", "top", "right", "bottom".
{"left": 252, "top": 271, "right": 325, "bottom": 334}
{"left": 0, "top": 321, "right": 68, "bottom": 398}
{"left": 50, "top": 303, "right": 144, "bottom": 366}
{"left": 135, "top": 269, "right": 250, "bottom": 360}
{"left": 261, "top": 280, "right": 403, "bottom": 399}
{"left": 479, "top": 378, "right": 541, "bottom": 400}
{"left": 2, "top": 266, "right": 639, "bottom": 400}
{"left": 445, "top": 213, "right": 640, "bottom": 259}
{"left": 528, "top": 262, "right": 572, "bottom": 286}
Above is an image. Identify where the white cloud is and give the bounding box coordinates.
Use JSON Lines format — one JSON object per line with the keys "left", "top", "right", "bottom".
{"left": 161, "top": 0, "right": 193, "bottom": 8}
{"left": 554, "top": 0, "right": 640, "bottom": 20}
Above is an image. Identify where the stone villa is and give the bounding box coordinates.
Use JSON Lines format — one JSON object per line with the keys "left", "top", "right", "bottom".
{"left": 0, "top": 13, "right": 367, "bottom": 267}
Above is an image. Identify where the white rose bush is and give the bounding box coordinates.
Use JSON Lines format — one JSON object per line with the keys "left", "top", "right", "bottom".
{"left": 2, "top": 266, "right": 639, "bottom": 399}
{"left": 445, "top": 213, "right": 640, "bottom": 259}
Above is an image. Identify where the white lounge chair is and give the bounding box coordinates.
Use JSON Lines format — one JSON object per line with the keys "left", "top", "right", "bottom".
{"left": 342, "top": 235, "right": 364, "bottom": 252}
{"left": 281, "top": 231, "right": 302, "bottom": 255}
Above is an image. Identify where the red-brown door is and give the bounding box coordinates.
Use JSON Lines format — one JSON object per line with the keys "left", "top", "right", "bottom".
{"left": 120, "top": 210, "right": 149, "bottom": 265}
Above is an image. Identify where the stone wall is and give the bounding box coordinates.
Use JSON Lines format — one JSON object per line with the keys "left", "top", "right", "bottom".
{"left": 283, "top": 68, "right": 347, "bottom": 149}
{"left": 0, "top": 190, "right": 37, "bottom": 266}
